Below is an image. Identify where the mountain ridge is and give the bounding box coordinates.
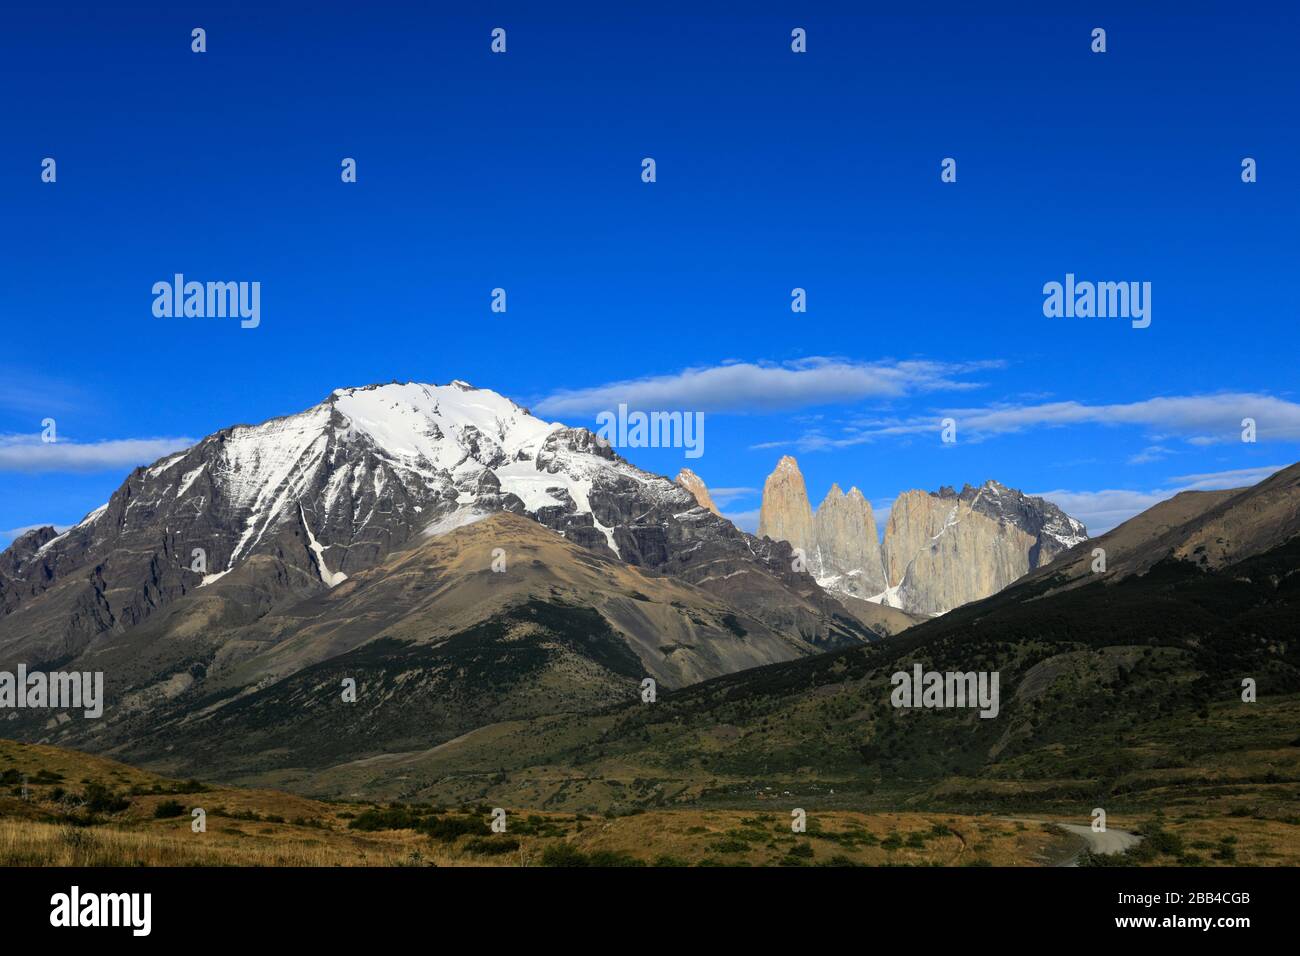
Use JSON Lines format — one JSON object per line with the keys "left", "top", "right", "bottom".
{"left": 754, "top": 456, "right": 1087, "bottom": 615}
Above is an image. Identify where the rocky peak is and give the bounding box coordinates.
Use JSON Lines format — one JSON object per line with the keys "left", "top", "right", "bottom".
{"left": 757, "top": 456, "right": 815, "bottom": 557}
{"left": 812, "top": 482, "right": 886, "bottom": 599}
{"left": 676, "top": 468, "right": 720, "bottom": 515}
{"left": 755, "top": 457, "right": 1089, "bottom": 617}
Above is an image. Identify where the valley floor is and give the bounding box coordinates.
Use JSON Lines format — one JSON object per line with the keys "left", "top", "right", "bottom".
{"left": 2, "top": 738, "right": 1296, "bottom": 867}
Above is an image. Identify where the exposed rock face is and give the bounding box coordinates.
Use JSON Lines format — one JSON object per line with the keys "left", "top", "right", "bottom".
{"left": 812, "top": 485, "right": 887, "bottom": 598}
{"left": 676, "top": 468, "right": 719, "bottom": 515}
{"left": 882, "top": 481, "right": 1086, "bottom": 615}
{"left": 757, "top": 456, "right": 815, "bottom": 557}
{"left": 881, "top": 490, "right": 943, "bottom": 589}
{"left": 0, "top": 383, "right": 878, "bottom": 687}
{"left": 955, "top": 480, "right": 1087, "bottom": 566}
{"left": 883, "top": 493, "right": 1036, "bottom": 616}
{"left": 756, "top": 459, "right": 1088, "bottom": 617}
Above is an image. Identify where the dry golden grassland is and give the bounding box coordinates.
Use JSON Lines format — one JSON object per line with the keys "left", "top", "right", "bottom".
{"left": 2, "top": 738, "right": 1297, "bottom": 867}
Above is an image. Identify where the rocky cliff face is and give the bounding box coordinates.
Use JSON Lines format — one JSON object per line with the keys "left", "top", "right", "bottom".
{"left": 883, "top": 490, "right": 1038, "bottom": 615}
{"left": 812, "top": 484, "right": 887, "bottom": 598}
{"left": 0, "top": 383, "right": 877, "bottom": 675}
{"left": 954, "top": 480, "right": 1087, "bottom": 566}
{"left": 755, "top": 459, "right": 1087, "bottom": 616}
{"left": 675, "top": 468, "right": 719, "bottom": 515}
{"left": 757, "top": 456, "right": 815, "bottom": 557}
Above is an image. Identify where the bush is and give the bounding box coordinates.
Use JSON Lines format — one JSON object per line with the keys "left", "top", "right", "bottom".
{"left": 708, "top": 838, "right": 750, "bottom": 854}
{"left": 541, "top": 843, "right": 589, "bottom": 867}
{"left": 464, "top": 836, "right": 520, "bottom": 856}
{"left": 539, "top": 844, "right": 643, "bottom": 867}
{"left": 80, "top": 782, "right": 129, "bottom": 814}
{"left": 347, "top": 807, "right": 421, "bottom": 831}
{"left": 1141, "top": 828, "right": 1185, "bottom": 857}
{"left": 153, "top": 799, "right": 186, "bottom": 819}
{"left": 419, "top": 815, "right": 490, "bottom": 843}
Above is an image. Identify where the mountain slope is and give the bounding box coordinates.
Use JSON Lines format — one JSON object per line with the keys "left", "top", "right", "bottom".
{"left": 1020, "top": 460, "right": 1300, "bottom": 594}
{"left": 16, "top": 513, "right": 840, "bottom": 778}
{"left": 0, "top": 382, "right": 876, "bottom": 672}
{"left": 301, "top": 465, "right": 1300, "bottom": 810}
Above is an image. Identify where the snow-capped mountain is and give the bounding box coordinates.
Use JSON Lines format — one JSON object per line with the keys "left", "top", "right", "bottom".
{"left": 137, "top": 379, "right": 676, "bottom": 582}
{"left": 0, "top": 381, "right": 874, "bottom": 667}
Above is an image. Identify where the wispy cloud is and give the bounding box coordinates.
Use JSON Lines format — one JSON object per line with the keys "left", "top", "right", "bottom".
{"left": 1034, "top": 464, "right": 1287, "bottom": 534}
{"left": 0, "top": 434, "right": 194, "bottom": 473}
{"left": 534, "top": 358, "right": 1004, "bottom": 417}
{"left": 0, "top": 368, "right": 89, "bottom": 417}
{"left": 708, "top": 486, "right": 757, "bottom": 507}
{"left": 1165, "top": 465, "right": 1288, "bottom": 489}
{"left": 1127, "top": 445, "right": 1173, "bottom": 465}
{"left": 759, "top": 393, "right": 1300, "bottom": 452}
{"left": 721, "top": 508, "right": 760, "bottom": 533}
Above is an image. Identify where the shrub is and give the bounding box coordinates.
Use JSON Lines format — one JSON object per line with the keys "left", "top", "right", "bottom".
{"left": 464, "top": 836, "right": 520, "bottom": 856}
{"left": 539, "top": 844, "right": 643, "bottom": 867}
{"left": 541, "top": 843, "right": 589, "bottom": 867}
{"left": 153, "top": 799, "right": 186, "bottom": 819}
{"left": 419, "top": 815, "right": 490, "bottom": 843}
{"left": 708, "top": 838, "right": 751, "bottom": 854}
{"left": 347, "top": 807, "right": 421, "bottom": 831}
{"left": 80, "top": 781, "right": 129, "bottom": 814}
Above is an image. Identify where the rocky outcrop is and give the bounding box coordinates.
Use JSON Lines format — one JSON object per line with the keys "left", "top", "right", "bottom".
{"left": 676, "top": 468, "right": 719, "bottom": 515}
{"left": 756, "top": 459, "right": 1088, "bottom": 617}
{"left": 955, "top": 480, "right": 1087, "bottom": 566}
{"left": 757, "top": 456, "right": 815, "bottom": 557}
{"left": 883, "top": 492, "right": 1036, "bottom": 616}
{"left": 812, "top": 484, "right": 887, "bottom": 598}
{"left": 881, "top": 481, "right": 1086, "bottom": 615}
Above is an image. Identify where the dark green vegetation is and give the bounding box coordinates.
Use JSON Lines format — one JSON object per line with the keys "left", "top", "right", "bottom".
{"left": 99, "top": 599, "right": 645, "bottom": 777}
{"left": 347, "top": 804, "right": 492, "bottom": 841}
{"left": 328, "top": 536, "right": 1300, "bottom": 823}
{"left": 636, "top": 538, "right": 1295, "bottom": 798}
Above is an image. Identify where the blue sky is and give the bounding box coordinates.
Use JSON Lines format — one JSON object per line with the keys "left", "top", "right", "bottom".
{"left": 2, "top": 1, "right": 1297, "bottom": 544}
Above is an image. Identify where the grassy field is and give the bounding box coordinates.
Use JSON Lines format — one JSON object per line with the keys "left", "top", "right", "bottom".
{"left": 2, "top": 737, "right": 1297, "bottom": 866}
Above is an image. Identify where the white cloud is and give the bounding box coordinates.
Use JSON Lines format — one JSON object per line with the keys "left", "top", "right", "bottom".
{"left": 534, "top": 358, "right": 1003, "bottom": 417}
{"left": 1166, "top": 464, "right": 1288, "bottom": 489}
{"left": 722, "top": 508, "right": 760, "bottom": 533}
{"left": 762, "top": 393, "right": 1300, "bottom": 451}
{"left": 1127, "top": 445, "right": 1173, "bottom": 465}
{"left": 1031, "top": 488, "right": 1172, "bottom": 534}
{"left": 949, "top": 394, "right": 1300, "bottom": 442}
{"left": 0, "top": 434, "right": 194, "bottom": 473}
{"left": 872, "top": 503, "right": 891, "bottom": 540}
{"left": 1034, "top": 463, "right": 1287, "bottom": 534}
{"left": 707, "top": 486, "right": 758, "bottom": 507}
